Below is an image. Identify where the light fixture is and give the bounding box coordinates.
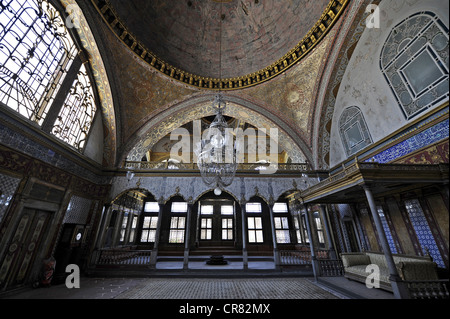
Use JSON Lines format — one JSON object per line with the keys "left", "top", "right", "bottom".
{"left": 195, "top": 94, "right": 239, "bottom": 195}
{"left": 194, "top": 3, "right": 239, "bottom": 196}
{"left": 126, "top": 170, "right": 135, "bottom": 181}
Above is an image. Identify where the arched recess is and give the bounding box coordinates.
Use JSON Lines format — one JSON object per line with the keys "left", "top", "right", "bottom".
{"left": 122, "top": 93, "right": 311, "bottom": 165}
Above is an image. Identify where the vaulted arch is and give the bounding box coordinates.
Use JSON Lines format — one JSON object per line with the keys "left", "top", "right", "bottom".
{"left": 122, "top": 93, "right": 310, "bottom": 165}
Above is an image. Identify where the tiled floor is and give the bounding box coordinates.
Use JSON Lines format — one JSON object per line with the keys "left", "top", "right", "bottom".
{"left": 1, "top": 276, "right": 341, "bottom": 300}
{"left": 0, "top": 260, "right": 395, "bottom": 300}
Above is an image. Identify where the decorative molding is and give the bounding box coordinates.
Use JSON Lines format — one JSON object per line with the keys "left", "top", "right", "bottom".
{"left": 315, "top": 0, "right": 375, "bottom": 169}
{"left": 0, "top": 144, "right": 110, "bottom": 200}
{"left": 90, "top": 0, "right": 349, "bottom": 91}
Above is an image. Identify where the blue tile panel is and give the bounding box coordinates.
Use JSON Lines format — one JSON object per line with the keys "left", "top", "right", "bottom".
{"left": 367, "top": 119, "right": 449, "bottom": 163}
{"left": 405, "top": 199, "right": 445, "bottom": 268}
{"left": 378, "top": 209, "right": 398, "bottom": 254}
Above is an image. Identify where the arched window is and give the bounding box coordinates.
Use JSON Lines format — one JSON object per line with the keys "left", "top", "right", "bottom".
{"left": 339, "top": 106, "right": 372, "bottom": 157}
{"left": 0, "top": 0, "right": 98, "bottom": 151}
{"left": 380, "top": 12, "right": 449, "bottom": 120}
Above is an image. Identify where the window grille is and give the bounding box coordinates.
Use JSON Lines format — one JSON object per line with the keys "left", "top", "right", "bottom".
{"left": 380, "top": 12, "right": 449, "bottom": 119}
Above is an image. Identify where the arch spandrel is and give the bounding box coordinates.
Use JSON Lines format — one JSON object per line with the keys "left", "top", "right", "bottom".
{"left": 124, "top": 95, "right": 308, "bottom": 164}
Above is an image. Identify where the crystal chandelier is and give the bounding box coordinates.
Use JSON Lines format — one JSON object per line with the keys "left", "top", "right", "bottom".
{"left": 195, "top": 94, "right": 239, "bottom": 196}
{"left": 194, "top": 4, "right": 239, "bottom": 196}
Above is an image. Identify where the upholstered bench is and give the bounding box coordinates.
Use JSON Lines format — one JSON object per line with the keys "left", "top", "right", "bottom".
{"left": 340, "top": 251, "right": 439, "bottom": 291}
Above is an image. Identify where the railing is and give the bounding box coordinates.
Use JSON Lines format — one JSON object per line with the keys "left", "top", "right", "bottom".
{"left": 318, "top": 259, "right": 345, "bottom": 277}
{"left": 405, "top": 280, "right": 450, "bottom": 299}
{"left": 96, "top": 249, "right": 153, "bottom": 266}
{"left": 280, "top": 249, "right": 334, "bottom": 266}
{"left": 123, "top": 161, "right": 310, "bottom": 172}
{"left": 280, "top": 250, "right": 313, "bottom": 266}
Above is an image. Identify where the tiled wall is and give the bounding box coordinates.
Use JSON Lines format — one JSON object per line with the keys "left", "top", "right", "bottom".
{"left": 367, "top": 118, "right": 449, "bottom": 164}
{"left": 63, "top": 195, "right": 93, "bottom": 224}
{"left": 404, "top": 199, "right": 446, "bottom": 268}
{"left": 0, "top": 173, "right": 21, "bottom": 223}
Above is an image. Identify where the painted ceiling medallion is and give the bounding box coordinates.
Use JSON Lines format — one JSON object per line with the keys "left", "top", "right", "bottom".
{"left": 90, "top": 0, "right": 349, "bottom": 91}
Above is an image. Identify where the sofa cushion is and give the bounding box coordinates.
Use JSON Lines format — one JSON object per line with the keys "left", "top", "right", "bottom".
{"left": 397, "top": 261, "right": 439, "bottom": 281}
{"left": 341, "top": 254, "right": 371, "bottom": 268}
{"left": 367, "top": 253, "right": 388, "bottom": 268}
{"left": 346, "top": 265, "right": 391, "bottom": 284}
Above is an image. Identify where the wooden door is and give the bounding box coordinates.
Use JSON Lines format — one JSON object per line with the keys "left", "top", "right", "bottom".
{"left": 0, "top": 208, "right": 52, "bottom": 288}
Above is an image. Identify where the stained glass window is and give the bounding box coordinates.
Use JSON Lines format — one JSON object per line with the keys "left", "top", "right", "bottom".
{"left": 0, "top": 0, "right": 77, "bottom": 124}
{"left": 339, "top": 106, "right": 372, "bottom": 156}
{"left": 380, "top": 12, "right": 449, "bottom": 119}
{"left": 0, "top": 0, "right": 99, "bottom": 152}
{"left": 52, "top": 64, "right": 96, "bottom": 151}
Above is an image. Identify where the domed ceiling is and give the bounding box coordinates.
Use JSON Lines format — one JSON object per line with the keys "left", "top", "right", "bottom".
{"left": 94, "top": 0, "right": 346, "bottom": 89}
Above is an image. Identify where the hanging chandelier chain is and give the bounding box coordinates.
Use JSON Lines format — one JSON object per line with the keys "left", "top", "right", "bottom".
{"left": 195, "top": 1, "right": 238, "bottom": 196}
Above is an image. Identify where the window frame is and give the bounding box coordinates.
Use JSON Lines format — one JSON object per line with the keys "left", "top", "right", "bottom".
{"left": 0, "top": 0, "right": 101, "bottom": 153}
{"left": 380, "top": 12, "right": 449, "bottom": 120}
{"left": 140, "top": 215, "right": 159, "bottom": 243}
{"left": 247, "top": 216, "right": 264, "bottom": 243}
{"left": 168, "top": 216, "right": 186, "bottom": 244}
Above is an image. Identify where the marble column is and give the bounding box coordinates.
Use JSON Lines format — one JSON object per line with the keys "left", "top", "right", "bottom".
{"left": 363, "top": 184, "right": 410, "bottom": 299}
{"left": 319, "top": 205, "right": 337, "bottom": 259}
{"left": 303, "top": 204, "right": 320, "bottom": 280}
{"left": 149, "top": 200, "right": 164, "bottom": 268}
{"left": 240, "top": 198, "right": 248, "bottom": 270}
{"left": 183, "top": 201, "right": 193, "bottom": 270}
{"left": 268, "top": 198, "right": 280, "bottom": 270}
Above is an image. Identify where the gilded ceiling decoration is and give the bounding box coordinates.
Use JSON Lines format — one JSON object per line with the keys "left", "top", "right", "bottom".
{"left": 90, "top": 0, "right": 348, "bottom": 90}
{"left": 125, "top": 99, "right": 307, "bottom": 164}
{"left": 239, "top": 31, "right": 335, "bottom": 145}
{"left": 98, "top": 8, "right": 335, "bottom": 163}
{"left": 124, "top": 102, "right": 301, "bottom": 165}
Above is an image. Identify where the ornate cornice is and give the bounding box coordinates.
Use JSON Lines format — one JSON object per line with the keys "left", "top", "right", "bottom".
{"left": 301, "top": 161, "right": 449, "bottom": 204}
{"left": 90, "top": 0, "right": 349, "bottom": 91}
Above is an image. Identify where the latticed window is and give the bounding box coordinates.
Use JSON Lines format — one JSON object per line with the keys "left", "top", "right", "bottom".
{"left": 0, "top": 0, "right": 98, "bottom": 152}
{"left": 52, "top": 63, "right": 96, "bottom": 150}
{"left": 339, "top": 106, "right": 372, "bottom": 157}
{"left": 380, "top": 12, "right": 449, "bottom": 119}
